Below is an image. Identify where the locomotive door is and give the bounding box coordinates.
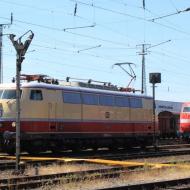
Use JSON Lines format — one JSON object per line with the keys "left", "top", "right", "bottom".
{"left": 48, "top": 102, "right": 57, "bottom": 131}
{"left": 47, "top": 90, "right": 57, "bottom": 132}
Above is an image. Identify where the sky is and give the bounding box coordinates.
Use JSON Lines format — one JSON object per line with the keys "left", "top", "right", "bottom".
{"left": 0, "top": 0, "right": 190, "bottom": 102}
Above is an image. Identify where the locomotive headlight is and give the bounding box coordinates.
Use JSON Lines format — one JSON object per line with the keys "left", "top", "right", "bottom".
{"left": 12, "top": 122, "right": 16, "bottom": 127}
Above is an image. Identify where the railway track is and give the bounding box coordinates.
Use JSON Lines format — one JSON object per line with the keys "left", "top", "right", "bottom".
{"left": 1, "top": 144, "right": 190, "bottom": 189}
{"left": 97, "top": 177, "right": 190, "bottom": 190}
{"left": 0, "top": 159, "right": 60, "bottom": 171}
{"left": 1, "top": 144, "right": 190, "bottom": 171}
{"left": 0, "top": 166, "right": 130, "bottom": 190}
{"left": 1, "top": 163, "right": 190, "bottom": 190}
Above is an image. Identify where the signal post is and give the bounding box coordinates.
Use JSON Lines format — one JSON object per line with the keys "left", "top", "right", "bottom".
{"left": 149, "top": 73, "right": 161, "bottom": 149}
{"left": 9, "top": 31, "right": 34, "bottom": 172}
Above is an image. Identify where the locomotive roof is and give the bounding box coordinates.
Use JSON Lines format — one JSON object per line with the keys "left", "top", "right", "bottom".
{"left": 0, "top": 82, "right": 152, "bottom": 99}
{"left": 182, "top": 102, "right": 190, "bottom": 106}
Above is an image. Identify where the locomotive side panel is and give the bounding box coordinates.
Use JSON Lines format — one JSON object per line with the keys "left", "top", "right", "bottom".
{"left": 114, "top": 95, "right": 130, "bottom": 121}
{"left": 142, "top": 98, "right": 155, "bottom": 134}
{"left": 21, "top": 88, "right": 48, "bottom": 119}
{"left": 82, "top": 105, "right": 101, "bottom": 120}
{"left": 142, "top": 98, "right": 153, "bottom": 122}
{"left": 115, "top": 107, "right": 130, "bottom": 121}
{"left": 45, "top": 89, "right": 63, "bottom": 119}
{"left": 62, "top": 91, "right": 82, "bottom": 120}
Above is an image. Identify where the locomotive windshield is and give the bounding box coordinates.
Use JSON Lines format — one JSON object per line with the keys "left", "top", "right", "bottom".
{"left": 183, "top": 107, "right": 190, "bottom": 112}
{"left": 0, "top": 89, "right": 16, "bottom": 99}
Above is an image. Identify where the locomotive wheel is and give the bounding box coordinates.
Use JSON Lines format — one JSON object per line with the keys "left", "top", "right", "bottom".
{"left": 26, "top": 145, "right": 40, "bottom": 155}
{"left": 6, "top": 147, "right": 15, "bottom": 155}
{"left": 71, "top": 147, "right": 80, "bottom": 152}
{"left": 51, "top": 147, "right": 63, "bottom": 154}
{"left": 71, "top": 145, "right": 81, "bottom": 152}
{"left": 92, "top": 146, "right": 98, "bottom": 152}
{"left": 108, "top": 145, "right": 118, "bottom": 151}
{"left": 27, "top": 148, "right": 41, "bottom": 155}
{"left": 140, "top": 145, "right": 147, "bottom": 151}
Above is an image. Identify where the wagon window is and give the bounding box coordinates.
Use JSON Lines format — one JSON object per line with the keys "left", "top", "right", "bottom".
{"left": 82, "top": 93, "right": 98, "bottom": 105}
{"left": 99, "top": 95, "right": 114, "bottom": 106}
{"left": 30, "top": 90, "right": 43, "bottom": 100}
{"left": 1, "top": 90, "right": 16, "bottom": 99}
{"left": 130, "top": 97, "right": 142, "bottom": 108}
{"left": 115, "top": 96, "right": 129, "bottom": 107}
{"left": 183, "top": 107, "right": 190, "bottom": 112}
{"left": 63, "top": 92, "right": 81, "bottom": 104}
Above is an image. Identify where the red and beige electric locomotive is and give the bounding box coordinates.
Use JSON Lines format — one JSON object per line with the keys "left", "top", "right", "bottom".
{"left": 0, "top": 74, "right": 158, "bottom": 154}
{"left": 180, "top": 102, "right": 190, "bottom": 140}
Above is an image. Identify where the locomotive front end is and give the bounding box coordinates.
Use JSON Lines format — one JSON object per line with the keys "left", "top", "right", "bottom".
{"left": 0, "top": 84, "right": 17, "bottom": 153}
{"left": 180, "top": 102, "right": 190, "bottom": 139}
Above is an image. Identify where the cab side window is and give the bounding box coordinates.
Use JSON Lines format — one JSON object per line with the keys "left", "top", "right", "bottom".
{"left": 183, "top": 107, "right": 190, "bottom": 112}
{"left": 30, "top": 90, "right": 43, "bottom": 100}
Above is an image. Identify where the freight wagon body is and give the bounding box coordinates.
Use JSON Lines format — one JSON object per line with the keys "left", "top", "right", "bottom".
{"left": 0, "top": 81, "right": 157, "bottom": 154}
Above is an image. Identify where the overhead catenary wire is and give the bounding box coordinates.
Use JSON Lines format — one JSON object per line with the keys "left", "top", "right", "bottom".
{"left": 31, "top": 43, "right": 126, "bottom": 63}
{"left": 4, "top": 19, "right": 190, "bottom": 71}
{"left": 0, "top": 0, "right": 190, "bottom": 38}
{"left": 2, "top": 17, "right": 189, "bottom": 66}
{"left": 0, "top": 16, "right": 132, "bottom": 47}
{"left": 68, "top": 0, "right": 190, "bottom": 37}
{"left": 0, "top": 0, "right": 154, "bottom": 44}
{"left": 0, "top": 6, "right": 190, "bottom": 42}
{"left": 63, "top": 24, "right": 95, "bottom": 31}
{"left": 149, "top": 7, "right": 190, "bottom": 22}
{"left": 77, "top": 44, "right": 101, "bottom": 53}
{"left": 2, "top": 0, "right": 190, "bottom": 96}
{"left": 69, "top": 0, "right": 146, "bottom": 21}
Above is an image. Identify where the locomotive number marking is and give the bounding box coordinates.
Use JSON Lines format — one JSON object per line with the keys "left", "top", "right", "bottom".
{"left": 105, "top": 112, "right": 110, "bottom": 118}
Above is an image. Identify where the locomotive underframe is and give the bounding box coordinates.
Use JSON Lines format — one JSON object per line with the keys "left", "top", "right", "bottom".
{"left": 0, "top": 130, "right": 155, "bottom": 154}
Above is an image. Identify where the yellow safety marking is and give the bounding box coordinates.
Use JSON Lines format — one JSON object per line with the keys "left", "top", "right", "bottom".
{"left": 81, "top": 158, "right": 171, "bottom": 168}
{"left": 2, "top": 155, "right": 190, "bottom": 170}
{"left": 1, "top": 155, "right": 85, "bottom": 162}
{"left": 81, "top": 158, "right": 190, "bottom": 170}
{"left": 0, "top": 155, "right": 10, "bottom": 158}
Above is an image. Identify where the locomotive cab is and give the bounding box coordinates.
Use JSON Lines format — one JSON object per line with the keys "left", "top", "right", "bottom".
{"left": 0, "top": 86, "right": 18, "bottom": 153}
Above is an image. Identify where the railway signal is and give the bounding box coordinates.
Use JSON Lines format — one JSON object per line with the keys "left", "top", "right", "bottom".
{"left": 149, "top": 73, "right": 161, "bottom": 149}
{"left": 9, "top": 30, "right": 34, "bottom": 173}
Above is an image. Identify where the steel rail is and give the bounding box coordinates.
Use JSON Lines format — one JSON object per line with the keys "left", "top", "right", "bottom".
{"left": 0, "top": 167, "right": 129, "bottom": 190}
{"left": 2, "top": 166, "right": 190, "bottom": 190}
{"left": 96, "top": 177, "right": 190, "bottom": 190}
{"left": 1, "top": 145, "right": 190, "bottom": 171}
